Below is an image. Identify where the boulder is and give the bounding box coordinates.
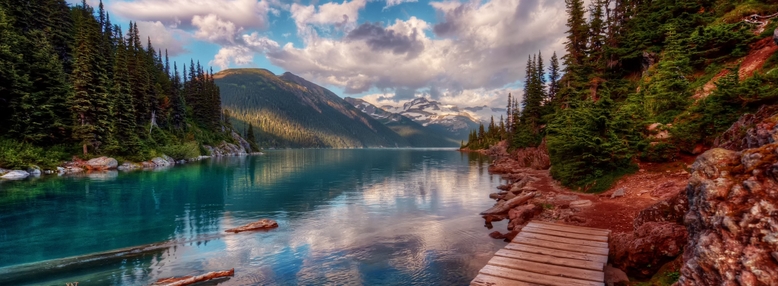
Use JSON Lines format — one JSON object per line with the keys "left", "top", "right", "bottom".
{"left": 507, "top": 204, "right": 542, "bottom": 230}
{"left": 610, "top": 188, "right": 625, "bottom": 199}
{"left": 0, "top": 168, "right": 8, "bottom": 176}
{"left": 224, "top": 219, "right": 278, "bottom": 233}
{"left": 27, "top": 166, "right": 41, "bottom": 176}
{"left": 151, "top": 157, "right": 175, "bottom": 167}
{"left": 676, "top": 145, "right": 778, "bottom": 286}
{"left": 714, "top": 105, "right": 778, "bottom": 151}
{"left": 1, "top": 170, "right": 29, "bottom": 180}
{"left": 633, "top": 190, "right": 688, "bottom": 231}
{"left": 610, "top": 222, "right": 687, "bottom": 278}
{"left": 569, "top": 200, "right": 592, "bottom": 209}
{"left": 85, "top": 157, "right": 118, "bottom": 170}
{"left": 488, "top": 231, "right": 504, "bottom": 239}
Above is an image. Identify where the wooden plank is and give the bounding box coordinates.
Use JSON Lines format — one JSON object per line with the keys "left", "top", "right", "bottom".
{"left": 504, "top": 243, "right": 608, "bottom": 264}
{"left": 470, "top": 273, "right": 536, "bottom": 286}
{"left": 488, "top": 255, "right": 604, "bottom": 282}
{"left": 495, "top": 249, "right": 604, "bottom": 272}
{"left": 521, "top": 226, "right": 609, "bottom": 242}
{"left": 480, "top": 265, "right": 604, "bottom": 286}
{"left": 530, "top": 220, "right": 612, "bottom": 233}
{"left": 512, "top": 237, "right": 609, "bottom": 256}
{"left": 527, "top": 221, "right": 611, "bottom": 236}
{"left": 519, "top": 232, "right": 609, "bottom": 248}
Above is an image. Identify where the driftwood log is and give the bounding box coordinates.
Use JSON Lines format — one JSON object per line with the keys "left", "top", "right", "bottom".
{"left": 225, "top": 219, "right": 278, "bottom": 233}
{"left": 152, "top": 269, "right": 235, "bottom": 286}
{"left": 480, "top": 191, "right": 537, "bottom": 215}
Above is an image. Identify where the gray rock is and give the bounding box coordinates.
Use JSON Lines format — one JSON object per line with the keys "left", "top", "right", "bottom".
{"left": 0, "top": 168, "right": 9, "bottom": 176}
{"left": 86, "top": 157, "right": 118, "bottom": 170}
{"left": 27, "top": 166, "right": 41, "bottom": 176}
{"left": 151, "top": 157, "right": 172, "bottom": 167}
{"left": 611, "top": 188, "right": 626, "bottom": 199}
{"left": 1, "top": 170, "right": 29, "bottom": 180}
{"left": 56, "top": 167, "right": 65, "bottom": 173}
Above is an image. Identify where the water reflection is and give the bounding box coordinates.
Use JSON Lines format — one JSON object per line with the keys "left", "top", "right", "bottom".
{"left": 0, "top": 149, "right": 506, "bottom": 285}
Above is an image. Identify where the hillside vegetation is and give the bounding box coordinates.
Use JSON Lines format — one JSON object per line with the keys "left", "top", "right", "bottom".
{"left": 464, "top": 0, "right": 778, "bottom": 193}
{"left": 215, "top": 69, "right": 412, "bottom": 148}
{"left": 0, "top": 0, "right": 236, "bottom": 168}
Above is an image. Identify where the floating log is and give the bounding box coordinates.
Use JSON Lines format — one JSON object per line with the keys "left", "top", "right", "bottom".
{"left": 224, "top": 219, "right": 278, "bottom": 233}
{"left": 152, "top": 269, "right": 235, "bottom": 286}
{"left": 480, "top": 192, "right": 537, "bottom": 215}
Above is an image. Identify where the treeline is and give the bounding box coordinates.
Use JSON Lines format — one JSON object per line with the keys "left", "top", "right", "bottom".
{"left": 0, "top": 0, "right": 228, "bottom": 162}
{"left": 465, "top": 0, "right": 778, "bottom": 192}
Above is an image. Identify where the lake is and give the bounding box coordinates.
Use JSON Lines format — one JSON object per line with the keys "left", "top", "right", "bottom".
{"left": 0, "top": 149, "right": 507, "bottom": 285}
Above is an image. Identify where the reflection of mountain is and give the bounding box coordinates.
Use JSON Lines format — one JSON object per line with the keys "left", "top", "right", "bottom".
{"left": 344, "top": 97, "right": 459, "bottom": 147}
{"left": 215, "top": 69, "right": 411, "bottom": 148}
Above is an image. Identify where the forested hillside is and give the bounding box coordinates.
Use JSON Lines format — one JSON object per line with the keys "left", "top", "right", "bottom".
{"left": 0, "top": 0, "right": 234, "bottom": 168}
{"left": 465, "top": 0, "right": 778, "bottom": 192}
{"left": 344, "top": 97, "right": 459, "bottom": 147}
{"left": 215, "top": 69, "right": 412, "bottom": 148}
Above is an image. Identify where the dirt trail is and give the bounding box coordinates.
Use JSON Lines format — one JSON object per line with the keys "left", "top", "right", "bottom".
{"left": 693, "top": 37, "right": 778, "bottom": 100}
{"left": 493, "top": 158, "right": 693, "bottom": 235}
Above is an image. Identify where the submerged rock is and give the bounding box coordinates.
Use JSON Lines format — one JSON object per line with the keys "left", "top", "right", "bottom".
{"left": 676, "top": 145, "right": 778, "bottom": 285}
{"left": 225, "top": 219, "right": 278, "bottom": 233}
{"left": 85, "top": 157, "right": 118, "bottom": 170}
{"left": 0, "top": 170, "right": 29, "bottom": 180}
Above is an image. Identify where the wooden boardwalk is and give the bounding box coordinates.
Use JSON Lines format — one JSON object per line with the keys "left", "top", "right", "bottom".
{"left": 471, "top": 220, "right": 612, "bottom": 286}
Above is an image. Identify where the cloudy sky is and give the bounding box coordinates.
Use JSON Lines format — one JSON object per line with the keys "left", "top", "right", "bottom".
{"left": 70, "top": 0, "right": 569, "bottom": 120}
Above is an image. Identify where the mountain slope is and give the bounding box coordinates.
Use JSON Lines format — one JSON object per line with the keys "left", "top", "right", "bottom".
{"left": 344, "top": 97, "right": 460, "bottom": 147}
{"left": 215, "top": 69, "right": 410, "bottom": 148}
{"left": 380, "top": 97, "right": 481, "bottom": 141}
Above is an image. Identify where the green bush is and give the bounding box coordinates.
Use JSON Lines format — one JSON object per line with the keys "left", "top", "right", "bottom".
{"left": 0, "top": 138, "right": 72, "bottom": 169}
{"left": 640, "top": 142, "right": 678, "bottom": 162}
{"left": 159, "top": 142, "right": 201, "bottom": 160}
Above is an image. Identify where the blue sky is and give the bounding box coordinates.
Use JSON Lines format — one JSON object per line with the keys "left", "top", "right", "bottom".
{"left": 71, "top": 0, "right": 569, "bottom": 120}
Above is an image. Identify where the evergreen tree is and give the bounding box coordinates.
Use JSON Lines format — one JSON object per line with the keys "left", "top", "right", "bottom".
{"left": 548, "top": 52, "right": 561, "bottom": 103}
{"left": 111, "top": 26, "right": 140, "bottom": 154}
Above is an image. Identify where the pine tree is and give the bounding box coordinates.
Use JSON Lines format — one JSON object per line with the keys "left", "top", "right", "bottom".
{"left": 111, "top": 26, "right": 140, "bottom": 154}
{"left": 548, "top": 52, "right": 560, "bottom": 103}
{"left": 563, "top": 0, "right": 588, "bottom": 88}
{"left": 0, "top": 6, "right": 30, "bottom": 136}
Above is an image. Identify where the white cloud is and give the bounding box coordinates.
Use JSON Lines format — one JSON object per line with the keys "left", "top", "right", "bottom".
{"left": 263, "top": 0, "right": 565, "bottom": 94}
{"left": 111, "top": 0, "right": 271, "bottom": 29}
{"left": 384, "top": 0, "right": 418, "bottom": 9}
{"left": 192, "top": 14, "right": 241, "bottom": 44}
{"left": 134, "top": 21, "right": 191, "bottom": 56}
{"left": 289, "top": 0, "right": 367, "bottom": 40}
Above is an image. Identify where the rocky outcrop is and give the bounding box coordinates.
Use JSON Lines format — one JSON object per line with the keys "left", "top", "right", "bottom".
{"left": 633, "top": 190, "right": 688, "bottom": 230}
{"left": 85, "top": 157, "right": 118, "bottom": 170}
{"left": 203, "top": 141, "right": 247, "bottom": 157}
{"left": 715, "top": 105, "right": 778, "bottom": 151}
{"left": 489, "top": 140, "right": 550, "bottom": 173}
{"left": 151, "top": 155, "right": 176, "bottom": 167}
{"left": 610, "top": 222, "right": 688, "bottom": 278}
{"left": 232, "top": 131, "right": 253, "bottom": 153}
{"left": 675, "top": 145, "right": 778, "bottom": 285}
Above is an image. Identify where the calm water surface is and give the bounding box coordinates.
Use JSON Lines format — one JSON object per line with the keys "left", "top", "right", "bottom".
{"left": 0, "top": 149, "right": 506, "bottom": 285}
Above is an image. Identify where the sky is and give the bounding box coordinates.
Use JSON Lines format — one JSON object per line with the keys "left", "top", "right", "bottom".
{"left": 69, "top": 0, "right": 569, "bottom": 121}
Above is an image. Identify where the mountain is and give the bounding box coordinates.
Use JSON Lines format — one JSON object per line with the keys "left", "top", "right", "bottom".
{"left": 378, "top": 97, "right": 481, "bottom": 141}
{"left": 344, "top": 98, "right": 460, "bottom": 147}
{"left": 214, "top": 69, "right": 411, "bottom": 148}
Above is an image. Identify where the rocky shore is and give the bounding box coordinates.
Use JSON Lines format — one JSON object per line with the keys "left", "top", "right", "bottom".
{"left": 0, "top": 132, "right": 260, "bottom": 181}
{"left": 474, "top": 105, "right": 778, "bottom": 284}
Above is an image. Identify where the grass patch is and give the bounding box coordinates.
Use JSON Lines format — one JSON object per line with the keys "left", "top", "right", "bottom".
{"left": 717, "top": 2, "right": 778, "bottom": 24}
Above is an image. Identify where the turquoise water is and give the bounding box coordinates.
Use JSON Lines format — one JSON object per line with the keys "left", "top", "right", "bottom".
{"left": 0, "top": 149, "right": 506, "bottom": 285}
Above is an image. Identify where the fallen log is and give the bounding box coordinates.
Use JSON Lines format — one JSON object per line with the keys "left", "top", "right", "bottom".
{"left": 479, "top": 191, "right": 536, "bottom": 215}
{"left": 224, "top": 219, "right": 278, "bottom": 233}
{"left": 152, "top": 269, "right": 235, "bottom": 286}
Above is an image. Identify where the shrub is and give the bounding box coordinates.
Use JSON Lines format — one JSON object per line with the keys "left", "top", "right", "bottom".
{"left": 159, "top": 142, "right": 201, "bottom": 160}
{"left": 0, "top": 138, "right": 72, "bottom": 169}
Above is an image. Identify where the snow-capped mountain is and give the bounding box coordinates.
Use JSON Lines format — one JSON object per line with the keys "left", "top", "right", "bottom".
{"left": 346, "top": 97, "right": 481, "bottom": 141}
